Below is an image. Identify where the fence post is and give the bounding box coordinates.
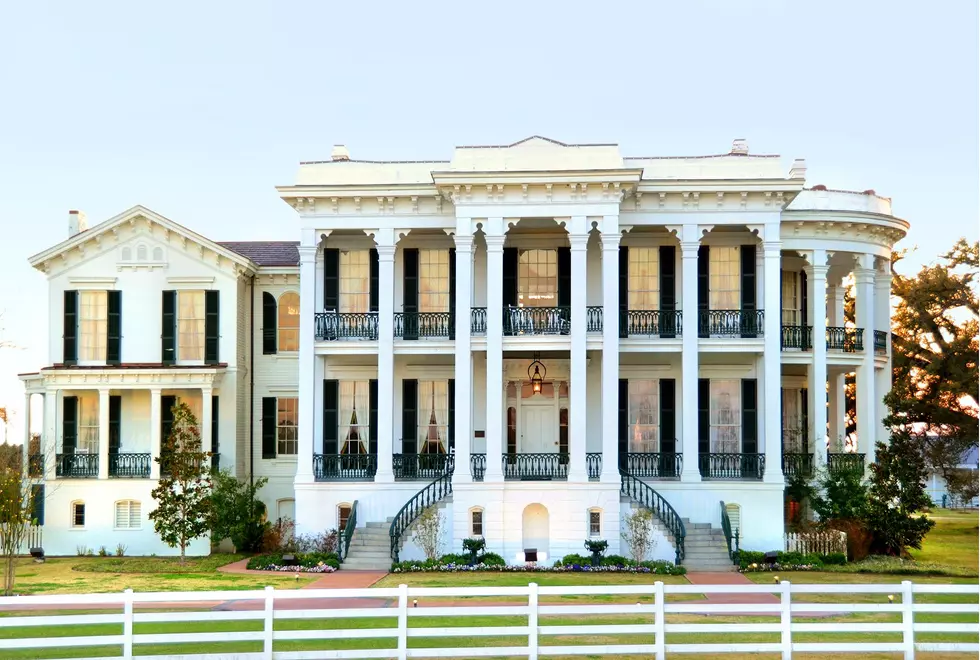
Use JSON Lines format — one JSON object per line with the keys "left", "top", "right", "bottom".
{"left": 528, "top": 582, "right": 538, "bottom": 660}
{"left": 122, "top": 588, "right": 134, "bottom": 660}
{"left": 780, "top": 581, "right": 792, "bottom": 660}
{"left": 397, "top": 583, "right": 409, "bottom": 660}
{"left": 902, "top": 580, "right": 914, "bottom": 660}
{"left": 263, "top": 585, "right": 274, "bottom": 660}
{"left": 654, "top": 581, "right": 666, "bottom": 660}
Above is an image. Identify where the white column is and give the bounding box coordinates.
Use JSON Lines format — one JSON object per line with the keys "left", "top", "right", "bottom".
{"left": 43, "top": 392, "right": 56, "bottom": 481}
{"left": 599, "top": 218, "right": 620, "bottom": 483}
{"left": 568, "top": 226, "right": 589, "bottom": 482}
{"left": 453, "top": 229, "right": 474, "bottom": 484}
{"left": 201, "top": 387, "right": 213, "bottom": 454}
{"left": 98, "top": 388, "right": 110, "bottom": 479}
{"left": 762, "top": 241, "right": 784, "bottom": 483}
{"left": 828, "top": 282, "right": 845, "bottom": 327}
{"left": 296, "top": 241, "right": 317, "bottom": 483}
{"left": 805, "top": 253, "right": 829, "bottom": 471}
{"left": 875, "top": 265, "right": 892, "bottom": 444}
{"left": 149, "top": 388, "right": 162, "bottom": 479}
{"left": 854, "top": 262, "right": 876, "bottom": 467}
{"left": 679, "top": 234, "right": 701, "bottom": 482}
{"left": 484, "top": 223, "right": 505, "bottom": 482}
{"left": 375, "top": 234, "right": 397, "bottom": 483}
{"left": 828, "top": 372, "right": 845, "bottom": 452}
{"left": 22, "top": 392, "right": 31, "bottom": 473}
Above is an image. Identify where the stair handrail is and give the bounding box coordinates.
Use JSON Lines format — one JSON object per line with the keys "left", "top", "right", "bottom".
{"left": 389, "top": 468, "right": 454, "bottom": 563}
{"left": 338, "top": 499, "right": 358, "bottom": 563}
{"left": 720, "top": 500, "right": 739, "bottom": 561}
{"left": 619, "top": 468, "right": 686, "bottom": 563}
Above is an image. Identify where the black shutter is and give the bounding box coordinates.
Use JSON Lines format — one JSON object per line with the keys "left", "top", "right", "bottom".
{"left": 205, "top": 290, "right": 219, "bottom": 364}
{"left": 660, "top": 379, "right": 676, "bottom": 477}
{"left": 698, "top": 379, "right": 709, "bottom": 456}
{"left": 323, "top": 249, "right": 339, "bottom": 311}
{"left": 262, "top": 397, "right": 276, "bottom": 459}
{"left": 161, "top": 291, "right": 176, "bottom": 365}
{"left": 63, "top": 291, "right": 78, "bottom": 365}
{"left": 323, "top": 380, "right": 339, "bottom": 455}
{"left": 161, "top": 395, "right": 176, "bottom": 445}
{"left": 800, "top": 388, "right": 809, "bottom": 453}
{"left": 800, "top": 270, "right": 809, "bottom": 326}
{"left": 697, "top": 246, "right": 709, "bottom": 338}
{"left": 262, "top": 292, "right": 277, "bottom": 355}
{"left": 619, "top": 245, "right": 629, "bottom": 338}
{"left": 557, "top": 247, "right": 571, "bottom": 307}
{"left": 618, "top": 379, "right": 629, "bottom": 470}
{"left": 109, "top": 395, "right": 121, "bottom": 454}
{"left": 107, "top": 290, "right": 122, "bottom": 364}
{"left": 503, "top": 248, "right": 518, "bottom": 307}
{"left": 403, "top": 248, "right": 419, "bottom": 340}
{"left": 448, "top": 379, "right": 456, "bottom": 451}
{"left": 30, "top": 485, "right": 44, "bottom": 526}
{"left": 211, "top": 395, "right": 220, "bottom": 458}
{"left": 449, "top": 248, "right": 456, "bottom": 338}
{"left": 742, "top": 379, "right": 758, "bottom": 454}
{"left": 369, "top": 248, "right": 379, "bottom": 312}
{"left": 741, "top": 245, "right": 757, "bottom": 338}
{"left": 63, "top": 396, "right": 78, "bottom": 454}
{"left": 402, "top": 379, "right": 418, "bottom": 455}
{"left": 660, "top": 246, "right": 676, "bottom": 338}
{"left": 369, "top": 379, "right": 378, "bottom": 456}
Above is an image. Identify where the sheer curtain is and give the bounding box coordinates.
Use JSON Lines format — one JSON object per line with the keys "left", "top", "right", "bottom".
{"left": 338, "top": 381, "right": 354, "bottom": 453}
{"left": 628, "top": 380, "right": 659, "bottom": 452}
{"left": 78, "top": 395, "right": 99, "bottom": 453}
{"left": 433, "top": 380, "right": 448, "bottom": 452}
{"left": 178, "top": 291, "right": 205, "bottom": 361}
{"left": 709, "top": 247, "right": 741, "bottom": 310}
{"left": 340, "top": 251, "right": 370, "bottom": 313}
{"left": 710, "top": 380, "right": 741, "bottom": 453}
{"left": 353, "top": 380, "right": 369, "bottom": 451}
{"left": 79, "top": 291, "right": 107, "bottom": 361}
{"left": 782, "top": 389, "right": 801, "bottom": 451}
{"left": 628, "top": 248, "right": 660, "bottom": 311}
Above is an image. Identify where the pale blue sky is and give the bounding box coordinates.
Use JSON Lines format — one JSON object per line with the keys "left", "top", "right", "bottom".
{"left": 0, "top": 0, "right": 977, "bottom": 442}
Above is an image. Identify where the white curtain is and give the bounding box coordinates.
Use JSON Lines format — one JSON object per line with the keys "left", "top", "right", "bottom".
{"left": 710, "top": 380, "right": 741, "bottom": 453}
{"left": 79, "top": 291, "right": 107, "bottom": 361}
{"left": 433, "top": 380, "right": 448, "bottom": 451}
{"left": 78, "top": 395, "right": 99, "bottom": 453}
{"left": 709, "top": 247, "right": 741, "bottom": 310}
{"left": 338, "top": 381, "right": 354, "bottom": 453}
{"left": 628, "top": 380, "right": 659, "bottom": 452}
{"left": 178, "top": 291, "right": 205, "bottom": 361}
{"left": 354, "top": 380, "right": 369, "bottom": 451}
{"left": 782, "top": 389, "right": 801, "bottom": 451}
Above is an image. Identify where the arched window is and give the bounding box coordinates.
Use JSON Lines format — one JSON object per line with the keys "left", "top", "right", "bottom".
{"left": 121, "top": 247, "right": 132, "bottom": 261}
{"left": 152, "top": 247, "right": 163, "bottom": 261}
{"left": 337, "top": 503, "right": 352, "bottom": 532}
{"left": 469, "top": 507, "right": 484, "bottom": 537}
{"left": 114, "top": 500, "right": 141, "bottom": 529}
{"left": 136, "top": 244, "right": 147, "bottom": 261}
{"left": 71, "top": 501, "right": 85, "bottom": 528}
{"left": 278, "top": 292, "right": 300, "bottom": 351}
{"left": 588, "top": 507, "right": 602, "bottom": 537}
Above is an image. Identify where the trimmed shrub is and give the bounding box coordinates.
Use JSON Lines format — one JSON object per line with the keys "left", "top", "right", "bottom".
{"left": 479, "top": 552, "right": 506, "bottom": 567}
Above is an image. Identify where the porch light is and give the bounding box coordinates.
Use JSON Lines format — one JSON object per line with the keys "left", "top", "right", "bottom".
{"left": 528, "top": 353, "right": 546, "bottom": 394}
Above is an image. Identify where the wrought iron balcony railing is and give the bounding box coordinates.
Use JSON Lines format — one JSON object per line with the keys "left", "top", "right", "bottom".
{"left": 470, "top": 308, "right": 487, "bottom": 335}
{"left": 586, "top": 306, "right": 603, "bottom": 332}
{"left": 56, "top": 453, "right": 98, "bottom": 478}
{"left": 874, "top": 330, "right": 887, "bottom": 354}
{"left": 108, "top": 453, "right": 151, "bottom": 478}
{"left": 698, "top": 453, "right": 766, "bottom": 480}
{"left": 624, "top": 452, "right": 682, "bottom": 479}
{"left": 393, "top": 452, "right": 454, "bottom": 480}
{"left": 586, "top": 452, "right": 601, "bottom": 480}
{"left": 826, "top": 326, "right": 864, "bottom": 352}
{"left": 470, "top": 453, "right": 486, "bottom": 481}
{"left": 28, "top": 454, "right": 43, "bottom": 478}
{"left": 827, "top": 452, "right": 866, "bottom": 475}
{"left": 698, "top": 310, "right": 765, "bottom": 338}
{"left": 503, "top": 306, "right": 571, "bottom": 336}
{"left": 782, "top": 452, "right": 814, "bottom": 479}
{"left": 781, "top": 325, "right": 813, "bottom": 350}
{"left": 503, "top": 452, "right": 569, "bottom": 480}
{"left": 394, "top": 312, "right": 454, "bottom": 339}
{"left": 622, "top": 310, "right": 682, "bottom": 338}
{"left": 313, "top": 453, "right": 378, "bottom": 481}
{"left": 314, "top": 312, "right": 379, "bottom": 341}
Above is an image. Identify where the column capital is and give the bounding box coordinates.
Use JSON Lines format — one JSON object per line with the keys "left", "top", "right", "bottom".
{"left": 762, "top": 240, "right": 783, "bottom": 254}
{"left": 98, "top": 387, "right": 111, "bottom": 395}
{"left": 803, "top": 264, "right": 830, "bottom": 279}
{"left": 453, "top": 233, "right": 474, "bottom": 251}
{"left": 485, "top": 234, "right": 507, "bottom": 250}
{"left": 376, "top": 244, "right": 396, "bottom": 260}
{"left": 600, "top": 233, "right": 621, "bottom": 251}
{"left": 297, "top": 245, "right": 317, "bottom": 263}
{"left": 200, "top": 385, "right": 214, "bottom": 395}
{"left": 150, "top": 387, "right": 162, "bottom": 396}
{"left": 854, "top": 267, "right": 876, "bottom": 284}
{"left": 568, "top": 233, "right": 589, "bottom": 249}
{"left": 680, "top": 241, "right": 701, "bottom": 255}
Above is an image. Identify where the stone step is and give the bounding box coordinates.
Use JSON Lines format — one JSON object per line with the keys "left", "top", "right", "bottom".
{"left": 346, "top": 550, "right": 392, "bottom": 559}
{"left": 341, "top": 562, "right": 391, "bottom": 571}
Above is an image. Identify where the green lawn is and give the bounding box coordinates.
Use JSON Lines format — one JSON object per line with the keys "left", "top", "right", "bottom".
{"left": 910, "top": 509, "right": 979, "bottom": 573}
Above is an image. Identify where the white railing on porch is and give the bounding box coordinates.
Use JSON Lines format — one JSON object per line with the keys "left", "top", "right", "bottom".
{"left": 3, "top": 524, "right": 42, "bottom": 555}
{"left": 0, "top": 581, "right": 977, "bottom": 659}
{"left": 783, "top": 530, "right": 847, "bottom": 555}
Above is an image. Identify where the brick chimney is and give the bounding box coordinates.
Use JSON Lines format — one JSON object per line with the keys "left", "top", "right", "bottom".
{"left": 68, "top": 210, "right": 89, "bottom": 237}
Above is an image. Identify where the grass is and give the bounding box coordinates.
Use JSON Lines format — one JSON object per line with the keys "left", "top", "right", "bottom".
{"left": 68, "top": 554, "right": 248, "bottom": 574}
{"left": 910, "top": 509, "right": 979, "bottom": 573}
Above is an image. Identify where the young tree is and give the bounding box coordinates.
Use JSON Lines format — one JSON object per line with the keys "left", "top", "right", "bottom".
{"left": 412, "top": 505, "right": 443, "bottom": 561}
{"left": 210, "top": 471, "right": 269, "bottom": 553}
{"left": 621, "top": 508, "right": 656, "bottom": 564}
{"left": 149, "top": 402, "right": 213, "bottom": 563}
{"left": 0, "top": 442, "right": 47, "bottom": 596}
{"left": 865, "top": 432, "right": 936, "bottom": 556}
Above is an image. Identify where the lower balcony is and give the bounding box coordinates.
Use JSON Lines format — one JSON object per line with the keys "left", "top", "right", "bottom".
{"left": 503, "top": 306, "right": 570, "bottom": 336}
{"left": 698, "top": 453, "right": 765, "bottom": 480}
{"left": 56, "top": 453, "right": 98, "bottom": 478}
{"left": 313, "top": 453, "right": 378, "bottom": 481}
{"left": 782, "top": 452, "right": 814, "bottom": 479}
{"left": 826, "top": 326, "right": 864, "bottom": 352}
{"left": 827, "top": 452, "right": 866, "bottom": 475}
{"left": 698, "top": 310, "right": 765, "bottom": 338}
{"left": 314, "top": 312, "right": 379, "bottom": 341}
{"left": 393, "top": 453, "right": 454, "bottom": 480}
{"left": 781, "top": 325, "right": 813, "bottom": 350}
{"left": 108, "top": 453, "right": 151, "bottom": 478}
{"left": 394, "top": 312, "right": 454, "bottom": 339}
{"left": 623, "top": 452, "right": 682, "bottom": 479}
{"left": 470, "top": 453, "right": 575, "bottom": 481}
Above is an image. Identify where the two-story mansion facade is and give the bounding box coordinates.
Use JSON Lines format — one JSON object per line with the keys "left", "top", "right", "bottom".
{"left": 21, "top": 137, "right": 906, "bottom": 564}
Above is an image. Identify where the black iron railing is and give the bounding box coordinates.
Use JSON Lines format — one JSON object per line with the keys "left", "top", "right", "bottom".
{"left": 503, "top": 306, "right": 571, "bottom": 336}
{"left": 502, "top": 453, "right": 568, "bottom": 480}
{"left": 781, "top": 325, "right": 813, "bottom": 350}
{"left": 698, "top": 310, "right": 764, "bottom": 338}
{"left": 587, "top": 452, "right": 602, "bottom": 480}
{"left": 390, "top": 470, "right": 453, "bottom": 562}
{"left": 56, "top": 453, "right": 98, "bottom": 478}
{"left": 394, "top": 312, "right": 454, "bottom": 339}
{"left": 827, "top": 452, "right": 866, "bottom": 475}
{"left": 623, "top": 310, "right": 682, "bottom": 338}
{"left": 874, "top": 330, "right": 887, "bottom": 354}
{"left": 339, "top": 500, "right": 357, "bottom": 563}
{"left": 620, "top": 470, "right": 686, "bottom": 563}
{"left": 314, "top": 312, "right": 379, "bottom": 340}
{"left": 28, "top": 454, "right": 43, "bottom": 478}
{"left": 826, "top": 326, "right": 864, "bottom": 352}
{"left": 698, "top": 453, "right": 766, "bottom": 480}
{"left": 586, "top": 307, "right": 603, "bottom": 332}
{"left": 313, "top": 453, "right": 378, "bottom": 481}
{"left": 393, "top": 453, "right": 454, "bottom": 480}
{"left": 470, "top": 453, "right": 487, "bottom": 481}
{"left": 625, "top": 452, "right": 682, "bottom": 479}
{"left": 720, "top": 500, "right": 740, "bottom": 562}
{"left": 108, "top": 453, "right": 151, "bottom": 478}
{"left": 471, "top": 308, "right": 487, "bottom": 335}
{"left": 782, "top": 452, "right": 813, "bottom": 479}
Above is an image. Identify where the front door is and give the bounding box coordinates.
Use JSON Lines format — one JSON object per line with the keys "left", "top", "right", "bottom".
{"left": 522, "top": 405, "right": 555, "bottom": 454}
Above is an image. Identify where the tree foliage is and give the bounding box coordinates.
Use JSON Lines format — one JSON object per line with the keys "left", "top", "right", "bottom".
{"left": 621, "top": 508, "right": 657, "bottom": 564}
{"left": 210, "top": 471, "right": 268, "bottom": 553}
{"left": 412, "top": 506, "right": 443, "bottom": 561}
{"left": 149, "top": 402, "right": 213, "bottom": 563}
{"left": 865, "top": 432, "right": 936, "bottom": 556}
{"left": 0, "top": 442, "right": 46, "bottom": 595}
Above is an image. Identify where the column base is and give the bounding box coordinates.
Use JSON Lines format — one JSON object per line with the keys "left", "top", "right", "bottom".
{"left": 567, "top": 469, "right": 587, "bottom": 483}
{"left": 599, "top": 471, "right": 619, "bottom": 485}
{"left": 680, "top": 468, "right": 702, "bottom": 483}
{"left": 374, "top": 470, "right": 395, "bottom": 484}
{"left": 763, "top": 471, "right": 785, "bottom": 485}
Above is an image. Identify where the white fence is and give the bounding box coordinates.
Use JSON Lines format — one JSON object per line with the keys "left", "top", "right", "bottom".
{"left": 783, "top": 530, "right": 847, "bottom": 555}
{"left": 0, "top": 581, "right": 978, "bottom": 659}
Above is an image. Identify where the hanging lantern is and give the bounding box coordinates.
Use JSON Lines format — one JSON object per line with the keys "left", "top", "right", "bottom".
{"left": 528, "top": 353, "right": 546, "bottom": 394}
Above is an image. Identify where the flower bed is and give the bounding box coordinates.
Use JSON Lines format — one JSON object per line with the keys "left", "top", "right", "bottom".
{"left": 246, "top": 551, "right": 340, "bottom": 573}
{"left": 392, "top": 554, "right": 685, "bottom": 575}
{"left": 736, "top": 550, "right": 846, "bottom": 573}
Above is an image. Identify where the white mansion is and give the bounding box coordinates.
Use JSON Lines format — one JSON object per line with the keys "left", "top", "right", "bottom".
{"left": 20, "top": 137, "right": 904, "bottom": 568}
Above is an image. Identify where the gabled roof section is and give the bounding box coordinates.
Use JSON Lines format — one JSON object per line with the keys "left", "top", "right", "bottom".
{"left": 456, "top": 135, "right": 617, "bottom": 149}
{"left": 218, "top": 241, "right": 300, "bottom": 266}
{"left": 449, "top": 136, "right": 624, "bottom": 172}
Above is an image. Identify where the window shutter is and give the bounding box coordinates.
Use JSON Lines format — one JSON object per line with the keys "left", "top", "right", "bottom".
{"left": 129, "top": 502, "right": 141, "bottom": 528}
{"left": 322, "top": 380, "right": 339, "bottom": 455}
{"left": 369, "top": 379, "right": 378, "bottom": 456}
{"left": 618, "top": 379, "right": 628, "bottom": 470}
{"left": 205, "top": 290, "right": 220, "bottom": 364}
{"left": 161, "top": 395, "right": 176, "bottom": 445}
{"left": 742, "top": 378, "right": 758, "bottom": 454}
{"left": 402, "top": 379, "right": 418, "bottom": 455}
{"left": 115, "top": 502, "right": 126, "bottom": 528}
{"left": 660, "top": 379, "right": 676, "bottom": 455}
{"left": 502, "top": 247, "right": 518, "bottom": 307}
{"left": 697, "top": 246, "right": 709, "bottom": 338}
{"left": 448, "top": 248, "right": 456, "bottom": 339}
{"left": 161, "top": 291, "right": 176, "bottom": 365}
{"left": 369, "top": 248, "right": 379, "bottom": 312}
{"left": 212, "top": 395, "right": 220, "bottom": 459}
{"left": 403, "top": 248, "right": 419, "bottom": 340}
{"left": 557, "top": 247, "right": 571, "bottom": 308}
{"left": 323, "top": 249, "right": 339, "bottom": 311}
{"left": 107, "top": 290, "right": 122, "bottom": 364}
{"left": 262, "top": 292, "right": 277, "bottom": 355}
{"left": 262, "top": 397, "right": 276, "bottom": 459}
{"left": 619, "top": 245, "right": 629, "bottom": 339}
{"left": 109, "top": 395, "right": 121, "bottom": 454}
{"left": 63, "top": 290, "right": 78, "bottom": 365}
{"left": 800, "top": 388, "right": 809, "bottom": 453}
{"left": 448, "top": 379, "right": 455, "bottom": 451}
{"left": 800, "top": 270, "right": 809, "bottom": 326}
{"left": 741, "top": 245, "right": 757, "bottom": 338}
{"left": 63, "top": 396, "right": 77, "bottom": 454}
{"left": 659, "top": 246, "right": 676, "bottom": 337}
{"left": 30, "top": 485, "right": 44, "bottom": 526}
{"left": 698, "top": 379, "right": 709, "bottom": 455}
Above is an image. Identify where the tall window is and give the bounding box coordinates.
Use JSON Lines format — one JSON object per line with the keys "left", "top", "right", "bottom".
{"left": 507, "top": 407, "right": 517, "bottom": 455}
{"left": 418, "top": 380, "right": 448, "bottom": 454}
{"left": 709, "top": 380, "right": 741, "bottom": 453}
{"left": 470, "top": 508, "right": 484, "bottom": 536}
{"left": 628, "top": 248, "right": 660, "bottom": 311}
{"left": 71, "top": 501, "right": 85, "bottom": 528}
{"left": 781, "top": 271, "right": 799, "bottom": 325}
{"left": 559, "top": 408, "right": 569, "bottom": 454}
{"left": 419, "top": 249, "right": 450, "bottom": 312}
{"left": 339, "top": 381, "right": 369, "bottom": 454}
{"left": 114, "top": 500, "right": 141, "bottom": 529}
{"left": 339, "top": 250, "right": 370, "bottom": 313}
{"left": 589, "top": 509, "right": 602, "bottom": 537}
{"left": 518, "top": 249, "right": 557, "bottom": 307}
{"left": 78, "top": 395, "right": 99, "bottom": 453}
{"left": 782, "top": 389, "right": 803, "bottom": 451}
{"left": 277, "top": 397, "right": 299, "bottom": 455}
{"left": 709, "top": 247, "right": 740, "bottom": 310}
{"left": 628, "top": 380, "right": 659, "bottom": 452}
{"left": 338, "top": 504, "right": 352, "bottom": 531}
{"left": 278, "top": 292, "right": 300, "bottom": 351}
{"left": 177, "top": 290, "right": 205, "bottom": 361}
{"left": 79, "top": 291, "right": 107, "bottom": 361}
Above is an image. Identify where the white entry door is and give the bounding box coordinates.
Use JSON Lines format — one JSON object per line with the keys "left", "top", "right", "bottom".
{"left": 522, "top": 405, "right": 555, "bottom": 453}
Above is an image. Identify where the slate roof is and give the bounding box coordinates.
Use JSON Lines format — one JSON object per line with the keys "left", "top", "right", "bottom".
{"left": 218, "top": 241, "right": 300, "bottom": 266}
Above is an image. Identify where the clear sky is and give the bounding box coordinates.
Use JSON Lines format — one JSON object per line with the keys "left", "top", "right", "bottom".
{"left": 0, "top": 0, "right": 977, "bottom": 444}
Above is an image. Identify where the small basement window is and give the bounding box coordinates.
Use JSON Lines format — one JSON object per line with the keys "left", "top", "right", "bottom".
{"left": 588, "top": 509, "right": 601, "bottom": 537}
{"left": 71, "top": 501, "right": 85, "bottom": 528}
{"left": 470, "top": 507, "right": 484, "bottom": 537}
